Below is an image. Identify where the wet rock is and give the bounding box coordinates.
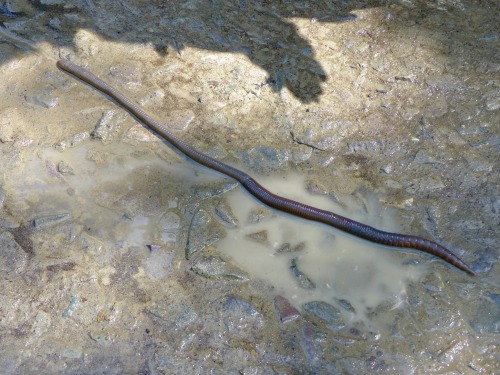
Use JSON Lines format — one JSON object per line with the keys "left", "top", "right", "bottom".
{"left": 214, "top": 199, "right": 238, "bottom": 227}
{"left": 290, "top": 258, "right": 315, "bottom": 289}
{"left": 305, "top": 180, "right": 329, "bottom": 195}
{"left": 274, "top": 295, "right": 300, "bottom": 323}
{"left": 303, "top": 301, "right": 346, "bottom": 330}
{"left": 276, "top": 242, "right": 305, "bottom": 254}
{"left": 337, "top": 299, "right": 356, "bottom": 313}
{"left": 190, "top": 179, "right": 238, "bottom": 199}
{"left": 91, "top": 110, "right": 123, "bottom": 143}
{"left": 247, "top": 207, "right": 271, "bottom": 223}
{"left": 245, "top": 230, "right": 269, "bottom": 244}
{"left": 0, "top": 231, "right": 28, "bottom": 274}
{"left": 69, "top": 131, "right": 90, "bottom": 147}
{"left": 32, "top": 213, "right": 71, "bottom": 229}
{"left": 222, "top": 295, "right": 263, "bottom": 335}
{"left": 191, "top": 255, "right": 249, "bottom": 281}
{"left": 186, "top": 209, "right": 226, "bottom": 259}
{"left": 57, "top": 160, "right": 74, "bottom": 175}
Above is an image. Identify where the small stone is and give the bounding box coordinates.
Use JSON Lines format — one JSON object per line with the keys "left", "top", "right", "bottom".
{"left": 246, "top": 230, "right": 269, "bottom": 244}
{"left": 303, "top": 301, "right": 346, "bottom": 330}
{"left": 191, "top": 255, "right": 249, "bottom": 281}
{"left": 290, "top": 258, "right": 315, "bottom": 289}
{"left": 57, "top": 161, "right": 74, "bottom": 175}
{"left": 33, "top": 213, "right": 71, "bottom": 229}
{"left": 91, "top": 110, "right": 122, "bottom": 143}
{"left": 274, "top": 295, "right": 300, "bottom": 323}
{"left": 69, "top": 131, "right": 89, "bottom": 146}
{"left": 276, "top": 242, "right": 305, "bottom": 254}
{"left": 247, "top": 207, "right": 271, "bottom": 223}
{"left": 214, "top": 199, "right": 238, "bottom": 227}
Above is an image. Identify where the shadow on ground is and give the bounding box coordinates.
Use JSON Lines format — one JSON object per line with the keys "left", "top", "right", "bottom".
{"left": 2, "top": 0, "right": 396, "bottom": 103}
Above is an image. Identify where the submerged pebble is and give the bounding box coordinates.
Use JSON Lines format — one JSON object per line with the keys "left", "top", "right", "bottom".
{"left": 302, "top": 301, "right": 346, "bottom": 330}
{"left": 33, "top": 213, "right": 70, "bottom": 229}
{"left": 290, "top": 258, "right": 315, "bottom": 289}
{"left": 214, "top": 199, "right": 238, "bottom": 227}
{"left": 190, "top": 255, "right": 249, "bottom": 281}
{"left": 245, "top": 230, "right": 269, "bottom": 244}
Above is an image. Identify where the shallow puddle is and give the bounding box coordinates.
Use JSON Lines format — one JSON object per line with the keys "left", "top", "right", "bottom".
{"left": 218, "top": 174, "right": 425, "bottom": 327}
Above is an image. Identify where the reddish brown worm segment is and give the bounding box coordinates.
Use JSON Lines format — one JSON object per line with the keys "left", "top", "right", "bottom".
{"left": 56, "top": 59, "right": 474, "bottom": 275}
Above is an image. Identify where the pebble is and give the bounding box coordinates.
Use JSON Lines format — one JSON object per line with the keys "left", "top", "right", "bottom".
{"left": 214, "top": 199, "right": 238, "bottom": 227}
{"left": 247, "top": 207, "right": 271, "bottom": 223}
{"left": 33, "top": 213, "right": 71, "bottom": 229}
{"left": 91, "top": 110, "right": 122, "bottom": 143}
{"left": 190, "top": 255, "right": 249, "bottom": 281}
{"left": 274, "top": 295, "right": 300, "bottom": 323}
{"left": 245, "top": 230, "right": 269, "bottom": 244}
{"left": 302, "top": 301, "right": 346, "bottom": 330}
{"left": 290, "top": 258, "right": 315, "bottom": 289}
{"left": 276, "top": 242, "right": 305, "bottom": 254}
{"left": 57, "top": 161, "right": 74, "bottom": 175}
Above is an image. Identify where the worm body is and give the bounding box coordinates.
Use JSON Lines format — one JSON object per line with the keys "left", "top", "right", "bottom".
{"left": 57, "top": 59, "right": 474, "bottom": 275}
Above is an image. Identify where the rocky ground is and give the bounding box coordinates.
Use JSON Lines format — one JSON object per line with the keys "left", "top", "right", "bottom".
{"left": 0, "top": 0, "right": 498, "bottom": 374}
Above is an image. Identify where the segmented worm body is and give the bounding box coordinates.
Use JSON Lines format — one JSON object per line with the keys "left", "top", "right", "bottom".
{"left": 57, "top": 59, "right": 474, "bottom": 275}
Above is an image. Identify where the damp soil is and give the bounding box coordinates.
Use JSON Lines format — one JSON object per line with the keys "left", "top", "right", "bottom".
{"left": 0, "top": 0, "right": 498, "bottom": 373}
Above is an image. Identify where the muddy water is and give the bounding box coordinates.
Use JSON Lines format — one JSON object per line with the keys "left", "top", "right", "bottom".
{"left": 219, "top": 175, "right": 425, "bottom": 327}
